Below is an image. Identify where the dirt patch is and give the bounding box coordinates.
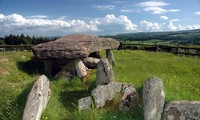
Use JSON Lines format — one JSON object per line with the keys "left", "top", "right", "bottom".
{"left": 0, "top": 67, "right": 10, "bottom": 75}
{"left": 0, "top": 58, "right": 9, "bottom": 64}
{"left": 0, "top": 58, "right": 10, "bottom": 76}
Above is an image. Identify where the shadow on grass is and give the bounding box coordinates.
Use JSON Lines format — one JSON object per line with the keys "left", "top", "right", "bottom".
{"left": 16, "top": 60, "right": 44, "bottom": 75}
{"left": 99, "top": 97, "right": 144, "bottom": 120}
{"left": 60, "top": 90, "right": 91, "bottom": 111}
{"left": 0, "top": 81, "right": 34, "bottom": 120}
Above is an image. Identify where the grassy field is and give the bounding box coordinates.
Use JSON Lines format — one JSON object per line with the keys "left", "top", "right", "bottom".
{"left": 120, "top": 39, "right": 173, "bottom": 45}
{"left": 0, "top": 50, "right": 199, "bottom": 120}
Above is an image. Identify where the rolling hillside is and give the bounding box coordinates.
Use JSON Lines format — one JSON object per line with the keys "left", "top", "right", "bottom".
{"left": 107, "top": 29, "right": 200, "bottom": 45}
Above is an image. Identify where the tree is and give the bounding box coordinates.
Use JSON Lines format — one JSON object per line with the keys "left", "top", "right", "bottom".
{"left": 0, "top": 37, "right": 5, "bottom": 45}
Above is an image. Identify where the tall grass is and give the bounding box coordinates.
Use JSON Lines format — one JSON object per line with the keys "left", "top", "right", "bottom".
{"left": 0, "top": 50, "right": 199, "bottom": 120}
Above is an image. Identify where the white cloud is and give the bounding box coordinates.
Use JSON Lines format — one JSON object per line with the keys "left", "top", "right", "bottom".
{"left": 168, "top": 9, "right": 180, "bottom": 12}
{"left": 0, "top": 13, "right": 100, "bottom": 36}
{"left": 0, "top": 13, "right": 138, "bottom": 36}
{"left": 136, "top": 1, "right": 180, "bottom": 14}
{"left": 170, "top": 19, "right": 180, "bottom": 22}
{"left": 136, "top": 1, "right": 169, "bottom": 7}
{"left": 27, "top": 15, "right": 48, "bottom": 19}
{"left": 139, "top": 19, "right": 199, "bottom": 32}
{"left": 160, "top": 16, "right": 168, "bottom": 20}
{"left": 120, "top": 9, "right": 135, "bottom": 13}
{"left": 140, "top": 20, "right": 162, "bottom": 31}
{"left": 94, "top": 5, "right": 115, "bottom": 10}
{"left": 168, "top": 20, "right": 178, "bottom": 30}
{"left": 103, "top": 14, "right": 137, "bottom": 31}
{"left": 194, "top": 11, "right": 200, "bottom": 15}
{"left": 177, "top": 24, "right": 200, "bottom": 30}
{"left": 144, "top": 7, "right": 167, "bottom": 14}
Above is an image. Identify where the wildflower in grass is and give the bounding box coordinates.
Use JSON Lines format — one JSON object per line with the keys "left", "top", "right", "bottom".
{"left": 173, "top": 75, "right": 176, "bottom": 78}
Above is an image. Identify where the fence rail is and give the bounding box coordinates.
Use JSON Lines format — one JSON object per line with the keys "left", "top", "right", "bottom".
{"left": 119, "top": 43, "right": 200, "bottom": 57}
{"left": 0, "top": 44, "right": 200, "bottom": 57}
{"left": 0, "top": 45, "right": 32, "bottom": 51}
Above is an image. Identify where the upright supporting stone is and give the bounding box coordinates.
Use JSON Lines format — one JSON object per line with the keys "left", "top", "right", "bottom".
{"left": 23, "top": 75, "right": 51, "bottom": 120}
{"left": 75, "top": 59, "right": 88, "bottom": 78}
{"left": 143, "top": 77, "right": 165, "bottom": 120}
{"left": 43, "top": 59, "right": 52, "bottom": 77}
{"left": 106, "top": 49, "right": 116, "bottom": 66}
{"left": 96, "top": 58, "right": 115, "bottom": 86}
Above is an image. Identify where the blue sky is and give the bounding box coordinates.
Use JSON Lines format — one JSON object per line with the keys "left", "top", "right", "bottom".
{"left": 0, "top": 0, "right": 200, "bottom": 36}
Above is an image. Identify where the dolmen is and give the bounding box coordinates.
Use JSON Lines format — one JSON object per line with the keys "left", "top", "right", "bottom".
{"left": 32, "top": 34, "right": 119, "bottom": 79}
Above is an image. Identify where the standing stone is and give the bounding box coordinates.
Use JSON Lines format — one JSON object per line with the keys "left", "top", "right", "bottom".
{"left": 55, "top": 60, "right": 76, "bottom": 79}
{"left": 96, "top": 58, "right": 115, "bottom": 86}
{"left": 106, "top": 49, "right": 116, "bottom": 66}
{"left": 143, "top": 77, "right": 165, "bottom": 120}
{"left": 43, "top": 59, "right": 52, "bottom": 77}
{"left": 23, "top": 75, "right": 51, "bottom": 120}
{"left": 78, "top": 96, "right": 93, "bottom": 110}
{"left": 119, "top": 84, "right": 139, "bottom": 111}
{"left": 164, "top": 101, "right": 200, "bottom": 120}
{"left": 75, "top": 59, "right": 88, "bottom": 78}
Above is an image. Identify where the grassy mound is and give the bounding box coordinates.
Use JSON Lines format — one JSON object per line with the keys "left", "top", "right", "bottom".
{"left": 0, "top": 50, "right": 199, "bottom": 120}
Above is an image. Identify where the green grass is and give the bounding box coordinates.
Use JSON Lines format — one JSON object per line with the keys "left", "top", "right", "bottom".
{"left": 0, "top": 50, "right": 199, "bottom": 120}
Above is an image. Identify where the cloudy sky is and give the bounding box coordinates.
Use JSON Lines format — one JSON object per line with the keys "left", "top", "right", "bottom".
{"left": 0, "top": 0, "right": 200, "bottom": 36}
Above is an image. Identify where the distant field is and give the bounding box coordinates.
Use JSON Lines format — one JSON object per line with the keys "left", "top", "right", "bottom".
{"left": 0, "top": 51, "right": 199, "bottom": 120}
{"left": 120, "top": 39, "right": 173, "bottom": 45}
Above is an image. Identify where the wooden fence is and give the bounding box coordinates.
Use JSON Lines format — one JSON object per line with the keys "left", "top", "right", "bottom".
{"left": 0, "top": 45, "right": 32, "bottom": 51}
{"left": 0, "top": 44, "right": 200, "bottom": 57}
{"left": 118, "top": 43, "right": 200, "bottom": 57}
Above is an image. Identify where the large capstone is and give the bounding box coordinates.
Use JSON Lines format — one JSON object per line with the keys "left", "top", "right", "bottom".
{"left": 164, "top": 101, "right": 200, "bottom": 120}
{"left": 32, "top": 34, "right": 119, "bottom": 77}
{"left": 143, "top": 77, "right": 165, "bottom": 120}
{"left": 32, "top": 34, "right": 120, "bottom": 59}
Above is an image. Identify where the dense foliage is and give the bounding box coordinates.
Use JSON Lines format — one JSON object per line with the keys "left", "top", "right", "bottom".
{"left": 0, "top": 34, "right": 59, "bottom": 45}
{"left": 108, "top": 29, "right": 200, "bottom": 45}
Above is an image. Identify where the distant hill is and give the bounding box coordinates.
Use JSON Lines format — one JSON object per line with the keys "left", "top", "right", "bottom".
{"left": 106, "top": 29, "right": 200, "bottom": 45}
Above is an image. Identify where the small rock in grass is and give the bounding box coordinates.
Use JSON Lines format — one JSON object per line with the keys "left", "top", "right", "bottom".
{"left": 164, "top": 101, "right": 200, "bottom": 120}
{"left": 119, "top": 83, "right": 139, "bottom": 111}
{"left": 78, "top": 96, "right": 93, "bottom": 110}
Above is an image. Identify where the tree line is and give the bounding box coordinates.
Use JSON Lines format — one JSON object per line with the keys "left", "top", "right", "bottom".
{"left": 0, "top": 34, "right": 59, "bottom": 45}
